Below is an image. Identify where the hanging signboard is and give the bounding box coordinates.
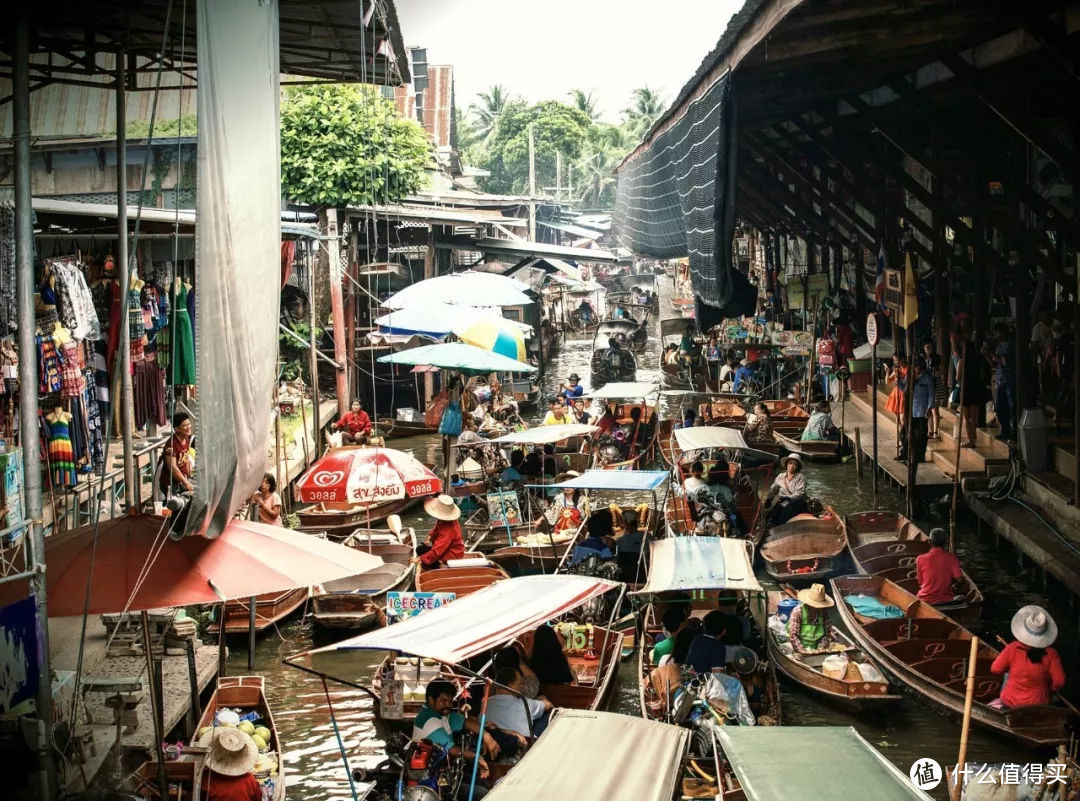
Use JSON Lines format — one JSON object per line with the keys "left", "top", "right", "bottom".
{"left": 385, "top": 591, "right": 456, "bottom": 624}
{"left": 487, "top": 491, "right": 522, "bottom": 527}
{"left": 866, "top": 314, "right": 879, "bottom": 346}
{"left": 0, "top": 596, "right": 39, "bottom": 714}
{"left": 883, "top": 269, "right": 903, "bottom": 315}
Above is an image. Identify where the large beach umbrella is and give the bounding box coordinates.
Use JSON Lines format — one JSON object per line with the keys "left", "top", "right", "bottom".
{"left": 378, "top": 341, "right": 536, "bottom": 375}
{"left": 295, "top": 446, "right": 442, "bottom": 504}
{"left": 382, "top": 271, "right": 532, "bottom": 310}
{"left": 375, "top": 302, "right": 532, "bottom": 340}
{"left": 0, "top": 515, "right": 384, "bottom": 616}
{"left": 455, "top": 319, "right": 527, "bottom": 361}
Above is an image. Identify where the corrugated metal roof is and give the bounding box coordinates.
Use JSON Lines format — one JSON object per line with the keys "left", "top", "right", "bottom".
{"left": 345, "top": 204, "right": 526, "bottom": 227}
{"left": 449, "top": 237, "right": 618, "bottom": 264}
{"left": 539, "top": 220, "right": 603, "bottom": 240}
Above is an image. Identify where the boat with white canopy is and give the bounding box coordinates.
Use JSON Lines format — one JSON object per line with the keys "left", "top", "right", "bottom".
{"left": 582, "top": 382, "right": 660, "bottom": 469}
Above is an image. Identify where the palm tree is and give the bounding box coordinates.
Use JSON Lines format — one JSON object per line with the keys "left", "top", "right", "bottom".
{"left": 568, "top": 89, "right": 600, "bottom": 122}
{"left": 621, "top": 86, "right": 666, "bottom": 136}
{"left": 469, "top": 84, "right": 512, "bottom": 140}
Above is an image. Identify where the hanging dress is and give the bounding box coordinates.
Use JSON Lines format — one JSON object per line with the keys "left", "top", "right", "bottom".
{"left": 38, "top": 333, "right": 63, "bottom": 394}
{"left": 171, "top": 282, "right": 196, "bottom": 386}
{"left": 47, "top": 414, "right": 77, "bottom": 487}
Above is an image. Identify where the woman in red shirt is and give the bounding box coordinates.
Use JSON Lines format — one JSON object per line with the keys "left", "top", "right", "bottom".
{"left": 413, "top": 494, "right": 465, "bottom": 570}
{"left": 333, "top": 400, "right": 372, "bottom": 444}
{"left": 197, "top": 727, "right": 263, "bottom": 801}
{"left": 991, "top": 605, "right": 1065, "bottom": 708}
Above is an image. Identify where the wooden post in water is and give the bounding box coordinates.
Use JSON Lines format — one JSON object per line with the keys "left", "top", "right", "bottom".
{"left": 952, "top": 636, "right": 980, "bottom": 801}
{"left": 185, "top": 638, "right": 201, "bottom": 737}
{"left": 217, "top": 603, "right": 228, "bottom": 679}
{"left": 247, "top": 596, "right": 257, "bottom": 670}
{"left": 867, "top": 314, "right": 880, "bottom": 504}
{"left": 854, "top": 427, "right": 864, "bottom": 477}
{"left": 141, "top": 611, "right": 170, "bottom": 800}
{"left": 949, "top": 358, "right": 967, "bottom": 552}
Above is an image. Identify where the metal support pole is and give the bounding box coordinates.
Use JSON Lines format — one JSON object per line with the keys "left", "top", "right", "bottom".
{"left": 15, "top": 6, "right": 57, "bottom": 797}
{"left": 116, "top": 54, "right": 136, "bottom": 509}
{"left": 140, "top": 611, "right": 170, "bottom": 801}
{"left": 528, "top": 124, "right": 537, "bottom": 241}
{"left": 247, "top": 596, "right": 257, "bottom": 670}
{"left": 308, "top": 254, "right": 321, "bottom": 454}
{"left": 871, "top": 341, "right": 879, "bottom": 504}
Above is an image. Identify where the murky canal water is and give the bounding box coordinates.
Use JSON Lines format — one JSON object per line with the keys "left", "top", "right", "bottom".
{"left": 232, "top": 277, "right": 1077, "bottom": 800}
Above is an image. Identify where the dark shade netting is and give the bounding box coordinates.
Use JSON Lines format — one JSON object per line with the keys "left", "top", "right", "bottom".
{"left": 614, "top": 72, "right": 739, "bottom": 316}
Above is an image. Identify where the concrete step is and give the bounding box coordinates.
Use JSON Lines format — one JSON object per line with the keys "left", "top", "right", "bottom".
{"left": 866, "top": 385, "right": 1009, "bottom": 459}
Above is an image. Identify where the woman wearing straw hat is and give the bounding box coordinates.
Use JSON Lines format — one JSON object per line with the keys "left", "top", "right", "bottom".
{"left": 990, "top": 605, "right": 1066, "bottom": 708}
{"left": 786, "top": 583, "right": 836, "bottom": 655}
{"left": 765, "top": 453, "right": 808, "bottom": 526}
{"left": 197, "top": 727, "right": 262, "bottom": 801}
{"left": 412, "top": 495, "right": 465, "bottom": 571}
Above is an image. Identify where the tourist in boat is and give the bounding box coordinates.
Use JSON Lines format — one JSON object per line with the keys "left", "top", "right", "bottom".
{"left": 570, "top": 397, "right": 592, "bottom": 425}
{"left": 487, "top": 666, "right": 553, "bottom": 743}
{"left": 541, "top": 443, "right": 559, "bottom": 478}
{"left": 542, "top": 400, "right": 572, "bottom": 426}
{"left": 604, "top": 336, "right": 627, "bottom": 376}
{"left": 915, "top": 527, "right": 965, "bottom": 604}
{"left": 576, "top": 297, "right": 594, "bottom": 326}
{"left": 733, "top": 358, "right": 755, "bottom": 393}
{"left": 197, "top": 727, "right": 263, "bottom": 801}
{"left": 801, "top": 401, "right": 837, "bottom": 442}
{"left": 569, "top": 508, "right": 615, "bottom": 566}
{"left": 413, "top": 495, "right": 465, "bottom": 570}
{"left": 529, "top": 624, "right": 575, "bottom": 685}
{"left": 332, "top": 399, "right": 372, "bottom": 444}
{"left": 679, "top": 324, "right": 695, "bottom": 354}
{"left": 685, "top": 610, "right": 729, "bottom": 675}
{"left": 595, "top": 402, "right": 618, "bottom": 435}
{"left": 663, "top": 343, "right": 680, "bottom": 365}
{"left": 743, "top": 402, "right": 773, "bottom": 446}
{"left": 493, "top": 646, "right": 540, "bottom": 698}
{"left": 650, "top": 607, "right": 691, "bottom": 664}
{"left": 991, "top": 606, "right": 1066, "bottom": 709}
{"left": 413, "top": 679, "right": 497, "bottom": 786}
{"left": 702, "top": 461, "right": 735, "bottom": 508}
{"left": 674, "top": 407, "right": 697, "bottom": 429}
{"left": 250, "top": 472, "right": 283, "bottom": 526}
{"left": 683, "top": 460, "right": 707, "bottom": 495}
{"left": 500, "top": 450, "right": 525, "bottom": 486}
{"left": 658, "top": 618, "right": 704, "bottom": 668}
{"left": 766, "top": 454, "right": 807, "bottom": 525}
{"left": 614, "top": 507, "right": 647, "bottom": 581}
{"left": 624, "top": 406, "right": 648, "bottom": 456}
{"left": 560, "top": 372, "right": 584, "bottom": 402}
{"left": 786, "top": 583, "right": 836, "bottom": 654}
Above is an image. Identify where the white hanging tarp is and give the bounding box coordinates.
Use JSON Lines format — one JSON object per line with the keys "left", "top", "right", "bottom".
{"left": 190, "top": 0, "right": 281, "bottom": 537}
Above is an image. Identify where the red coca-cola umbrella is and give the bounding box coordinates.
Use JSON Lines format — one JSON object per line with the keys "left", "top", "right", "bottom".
{"left": 0, "top": 514, "right": 384, "bottom": 616}
{"left": 295, "top": 445, "right": 442, "bottom": 504}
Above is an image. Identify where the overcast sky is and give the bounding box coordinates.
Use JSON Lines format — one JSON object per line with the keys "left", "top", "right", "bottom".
{"left": 394, "top": 0, "right": 743, "bottom": 123}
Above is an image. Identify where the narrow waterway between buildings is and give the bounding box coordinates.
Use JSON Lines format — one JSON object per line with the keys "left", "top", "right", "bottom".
{"left": 236, "top": 278, "right": 1077, "bottom": 800}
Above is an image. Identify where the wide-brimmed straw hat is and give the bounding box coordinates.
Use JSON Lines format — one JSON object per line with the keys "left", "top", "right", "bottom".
{"left": 424, "top": 494, "right": 461, "bottom": 521}
{"left": 568, "top": 373, "right": 581, "bottom": 382}
{"left": 197, "top": 727, "right": 258, "bottom": 777}
{"left": 782, "top": 453, "right": 803, "bottom": 469}
{"left": 797, "top": 583, "right": 834, "bottom": 609}
{"left": 554, "top": 470, "right": 581, "bottom": 486}
{"left": 1011, "top": 605, "right": 1057, "bottom": 648}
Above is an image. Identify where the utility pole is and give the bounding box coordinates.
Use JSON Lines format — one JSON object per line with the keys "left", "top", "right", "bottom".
{"left": 527, "top": 123, "right": 536, "bottom": 241}
{"left": 117, "top": 53, "right": 136, "bottom": 508}
{"left": 555, "top": 150, "right": 562, "bottom": 204}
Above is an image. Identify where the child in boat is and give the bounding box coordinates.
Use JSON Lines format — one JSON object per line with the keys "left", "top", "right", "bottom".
{"left": 991, "top": 606, "right": 1065, "bottom": 708}
{"left": 786, "top": 583, "right": 836, "bottom": 654}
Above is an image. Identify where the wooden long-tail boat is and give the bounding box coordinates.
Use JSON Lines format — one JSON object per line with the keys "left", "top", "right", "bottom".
{"left": 192, "top": 676, "right": 285, "bottom": 801}
{"left": 764, "top": 590, "right": 900, "bottom": 709}
{"left": 413, "top": 558, "right": 509, "bottom": 597}
{"left": 845, "top": 510, "right": 983, "bottom": 623}
{"left": 486, "top": 543, "right": 566, "bottom": 577}
{"left": 310, "top": 527, "right": 416, "bottom": 630}
{"left": 374, "top": 417, "right": 437, "bottom": 439}
{"left": 831, "top": 574, "right": 1080, "bottom": 747}
{"left": 773, "top": 429, "right": 840, "bottom": 461}
{"left": 295, "top": 496, "right": 420, "bottom": 540}
{"left": 463, "top": 509, "right": 550, "bottom": 554}
{"left": 759, "top": 507, "right": 848, "bottom": 583}
{"left": 208, "top": 587, "right": 308, "bottom": 636}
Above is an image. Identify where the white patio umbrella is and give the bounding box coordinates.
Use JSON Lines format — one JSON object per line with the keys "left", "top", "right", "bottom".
{"left": 382, "top": 271, "right": 533, "bottom": 309}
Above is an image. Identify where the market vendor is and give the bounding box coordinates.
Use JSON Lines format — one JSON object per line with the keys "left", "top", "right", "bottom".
{"left": 801, "top": 401, "right": 837, "bottom": 442}
{"left": 915, "top": 528, "right": 964, "bottom": 605}
{"left": 991, "top": 605, "right": 1066, "bottom": 709}
{"left": 332, "top": 400, "right": 372, "bottom": 444}
{"left": 786, "top": 584, "right": 835, "bottom": 654}
{"left": 414, "top": 679, "right": 496, "bottom": 788}
{"left": 413, "top": 495, "right": 465, "bottom": 570}
{"left": 160, "top": 412, "right": 195, "bottom": 496}
{"left": 766, "top": 454, "right": 807, "bottom": 525}
{"left": 197, "top": 727, "right": 263, "bottom": 801}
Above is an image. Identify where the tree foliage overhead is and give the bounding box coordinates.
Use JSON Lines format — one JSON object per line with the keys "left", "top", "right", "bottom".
{"left": 479, "top": 100, "right": 592, "bottom": 195}
{"left": 280, "top": 84, "right": 430, "bottom": 208}
{"left": 469, "top": 84, "right": 513, "bottom": 141}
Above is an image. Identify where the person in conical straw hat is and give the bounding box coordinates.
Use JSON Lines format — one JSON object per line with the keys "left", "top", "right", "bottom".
{"left": 412, "top": 494, "right": 465, "bottom": 571}
{"left": 990, "top": 605, "right": 1066, "bottom": 708}
{"left": 196, "top": 726, "right": 261, "bottom": 800}
{"left": 787, "top": 583, "right": 836, "bottom": 655}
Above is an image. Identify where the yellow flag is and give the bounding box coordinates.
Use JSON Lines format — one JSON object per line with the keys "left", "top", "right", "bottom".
{"left": 902, "top": 251, "right": 919, "bottom": 329}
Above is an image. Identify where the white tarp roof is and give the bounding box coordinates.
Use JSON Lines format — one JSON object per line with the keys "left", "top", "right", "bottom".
{"left": 632, "top": 537, "right": 761, "bottom": 594}
{"left": 674, "top": 426, "right": 749, "bottom": 452}
{"left": 481, "top": 423, "right": 598, "bottom": 445}
{"left": 311, "top": 575, "right": 618, "bottom": 663}
{"left": 583, "top": 382, "right": 659, "bottom": 400}
{"left": 485, "top": 709, "right": 689, "bottom": 801}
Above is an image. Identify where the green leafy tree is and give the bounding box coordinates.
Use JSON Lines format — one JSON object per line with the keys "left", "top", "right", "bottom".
{"left": 469, "top": 84, "right": 512, "bottom": 141}
{"left": 480, "top": 100, "right": 591, "bottom": 195}
{"left": 568, "top": 89, "right": 600, "bottom": 122}
{"left": 280, "top": 84, "right": 429, "bottom": 207}
{"left": 576, "top": 122, "right": 631, "bottom": 209}
{"left": 621, "top": 85, "right": 666, "bottom": 137}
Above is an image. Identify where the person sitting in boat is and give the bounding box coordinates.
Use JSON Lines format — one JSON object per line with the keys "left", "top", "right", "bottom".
{"left": 786, "top": 583, "right": 836, "bottom": 655}
{"left": 576, "top": 298, "right": 594, "bottom": 326}
{"left": 743, "top": 402, "right": 774, "bottom": 446}
{"left": 197, "top": 726, "right": 263, "bottom": 801}
{"left": 413, "top": 679, "right": 498, "bottom": 786}
{"left": 569, "top": 508, "right": 615, "bottom": 567}
{"left": 657, "top": 618, "right": 703, "bottom": 668}
{"left": 702, "top": 461, "right": 735, "bottom": 510}
{"left": 413, "top": 495, "right": 466, "bottom": 570}
{"left": 500, "top": 450, "right": 525, "bottom": 487}
{"left": 991, "top": 606, "right": 1066, "bottom": 709}
{"left": 487, "top": 666, "right": 553, "bottom": 745}
{"left": 560, "top": 372, "right": 584, "bottom": 402}
{"left": 683, "top": 460, "right": 707, "bottom": 496}
{"left": 493, "top": 646, "right": 541, "bottom": 698}
{"left": 801, "top": 401, "right": 837, "bottom": 442}
{"left": 732, "top": 358, "right": 756, "bottom": 393}
{"left": 529, "top": 624, "right": 575, "bottom": 685}
{"left": 570, "top": 397, "right": 592, "bottom": 425}
{"left": 915, "top": 527, "right": 965, "bottom": 605}
{"left": 718, "top": 357, "right": 736, "bottom": 388}
{"left": 595, "top": 402, "right": 618, "bottom": 436}
{"left": 663, "top": 343, "right": 680, "bottom": 366}
{"left": 685, "top": 610, "right": 729, "bottom": 675}
{"left": 614, "top": 508, "right": 647, "bottom": 582}
{"left": 679, "top": 324, "right": 695, "bottom": 354}
{"left": 650, "top": 607, "right": 691, "bottom": 665}
{"left": 766, "top": 454, "right": 808, "bottom": 526}
{"left": 675, "top": 407, "right": 697, "bottom": 430}
{"left": 551, "top": 475, "right": 587, "bottom": 533}
{"left": 332, "top": 399, "right": 372, "bottom": 444}
{"left": 457, "top": 413, "right": 485, "bottom": 444}
{"left": 604, "top": 336, "right": 627, "bottom": 375}
{"left": 623, "top": 406, "right": 648, "bottom": 456}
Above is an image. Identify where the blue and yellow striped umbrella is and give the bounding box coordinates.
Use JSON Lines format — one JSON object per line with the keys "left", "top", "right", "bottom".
{"left": 457, "top": 319, "right": 527, "bottom": 362}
